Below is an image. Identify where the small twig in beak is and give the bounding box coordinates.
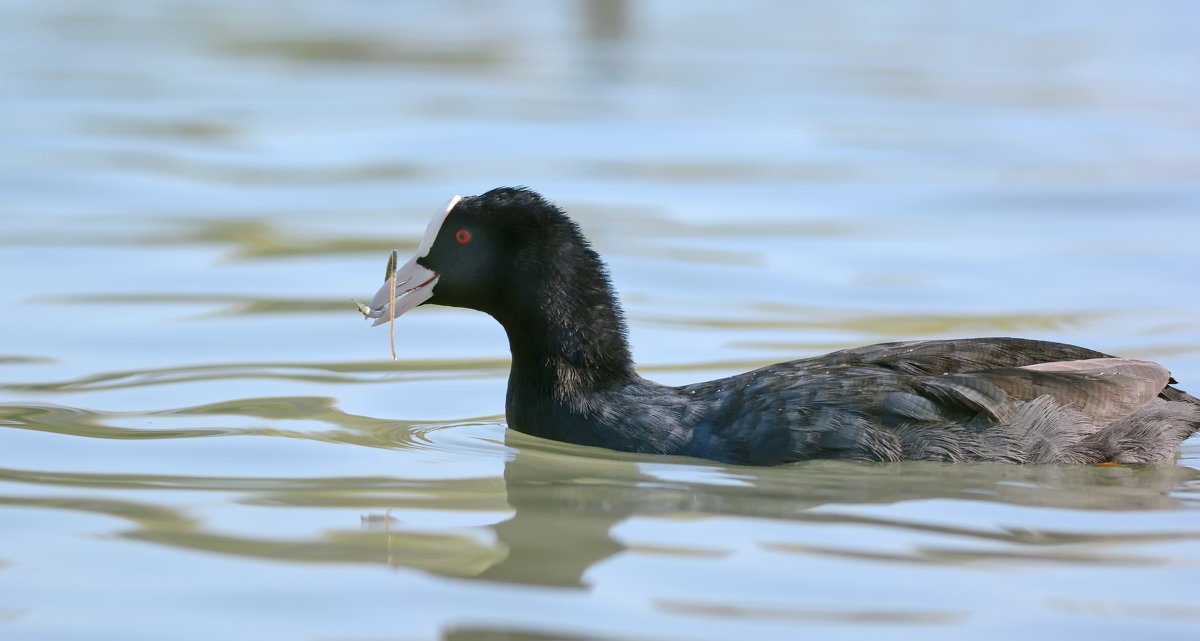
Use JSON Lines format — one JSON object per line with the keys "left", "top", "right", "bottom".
{"left": 388, "top": 249, "right": 399, "bottom": 361}
{"left": 384, "top": 250, "right": 398, "bottom": 283}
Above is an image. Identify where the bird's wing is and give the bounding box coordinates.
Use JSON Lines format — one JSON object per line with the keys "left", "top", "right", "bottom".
{"left": 795, "top": 337, "right": 1113, "bottom": 376}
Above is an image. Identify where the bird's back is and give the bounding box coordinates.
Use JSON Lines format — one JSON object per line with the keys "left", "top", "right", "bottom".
{"left": 676, "top": 338, "right": 1200, "bottom": 465}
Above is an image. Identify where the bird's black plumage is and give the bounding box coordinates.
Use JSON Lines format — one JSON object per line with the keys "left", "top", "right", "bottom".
{"left": 361, "top": 187, "right": 1200, "bottom": 465}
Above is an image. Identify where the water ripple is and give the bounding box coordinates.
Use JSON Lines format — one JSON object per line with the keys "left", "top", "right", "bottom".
{"left": 1, "top": 359, "right": 509, "bottom": 392}
{"left": 0, "top": 403, "right": 235, "bottom": 440}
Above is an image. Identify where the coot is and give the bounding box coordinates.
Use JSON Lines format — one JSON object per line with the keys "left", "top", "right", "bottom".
{"left": 358, "top": 187, "right": 1200, "bottom": 465}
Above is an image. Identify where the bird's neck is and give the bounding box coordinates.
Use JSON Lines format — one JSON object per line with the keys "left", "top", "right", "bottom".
{"left": 497, "top": 289, "right": 637, "bottom": 402}
{"left": 498, "top": 307, "right": 639, "bottom": 445}
{"left": 488, "top": 256, "right": 639, "bottom": 442}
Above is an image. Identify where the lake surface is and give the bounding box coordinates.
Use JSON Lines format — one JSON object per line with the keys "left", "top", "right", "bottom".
{"left": 3, "top": 1, "right": 1200, "bottom": 639}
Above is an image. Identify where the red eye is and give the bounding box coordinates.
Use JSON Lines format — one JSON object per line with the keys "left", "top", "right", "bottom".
{"left": 455, "top": 229, "right": 471, "bottom": 244}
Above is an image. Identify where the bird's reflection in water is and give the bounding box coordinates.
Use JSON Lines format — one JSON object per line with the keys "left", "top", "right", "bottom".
{"left": 3, "top": 431, "right": 1195, "bottom": 590}
{"left": 360, "top": 430, "right": 1200, "bottom": 588}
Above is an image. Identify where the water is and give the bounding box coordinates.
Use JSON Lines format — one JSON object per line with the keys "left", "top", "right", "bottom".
{"left": 3, "top": 1, "right": 1200, "bottom": 639}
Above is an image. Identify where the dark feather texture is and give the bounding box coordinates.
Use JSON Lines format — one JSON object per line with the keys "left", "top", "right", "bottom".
{"left": 370, "top": 187, "right": 1200, "bottom": 465}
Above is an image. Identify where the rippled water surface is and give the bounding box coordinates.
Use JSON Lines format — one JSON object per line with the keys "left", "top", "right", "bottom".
{"left": 4, "top": 2, "right": 1200, "bottom": 640}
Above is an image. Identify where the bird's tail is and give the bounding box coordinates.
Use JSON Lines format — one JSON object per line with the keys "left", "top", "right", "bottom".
{"left": 1070, "top": 391, "right": 1200, "bottom": 464}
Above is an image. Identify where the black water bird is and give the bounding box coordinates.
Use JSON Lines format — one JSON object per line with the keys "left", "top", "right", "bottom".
{"left": 358, "top": 187, "right": 1200, "bottom": 465}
